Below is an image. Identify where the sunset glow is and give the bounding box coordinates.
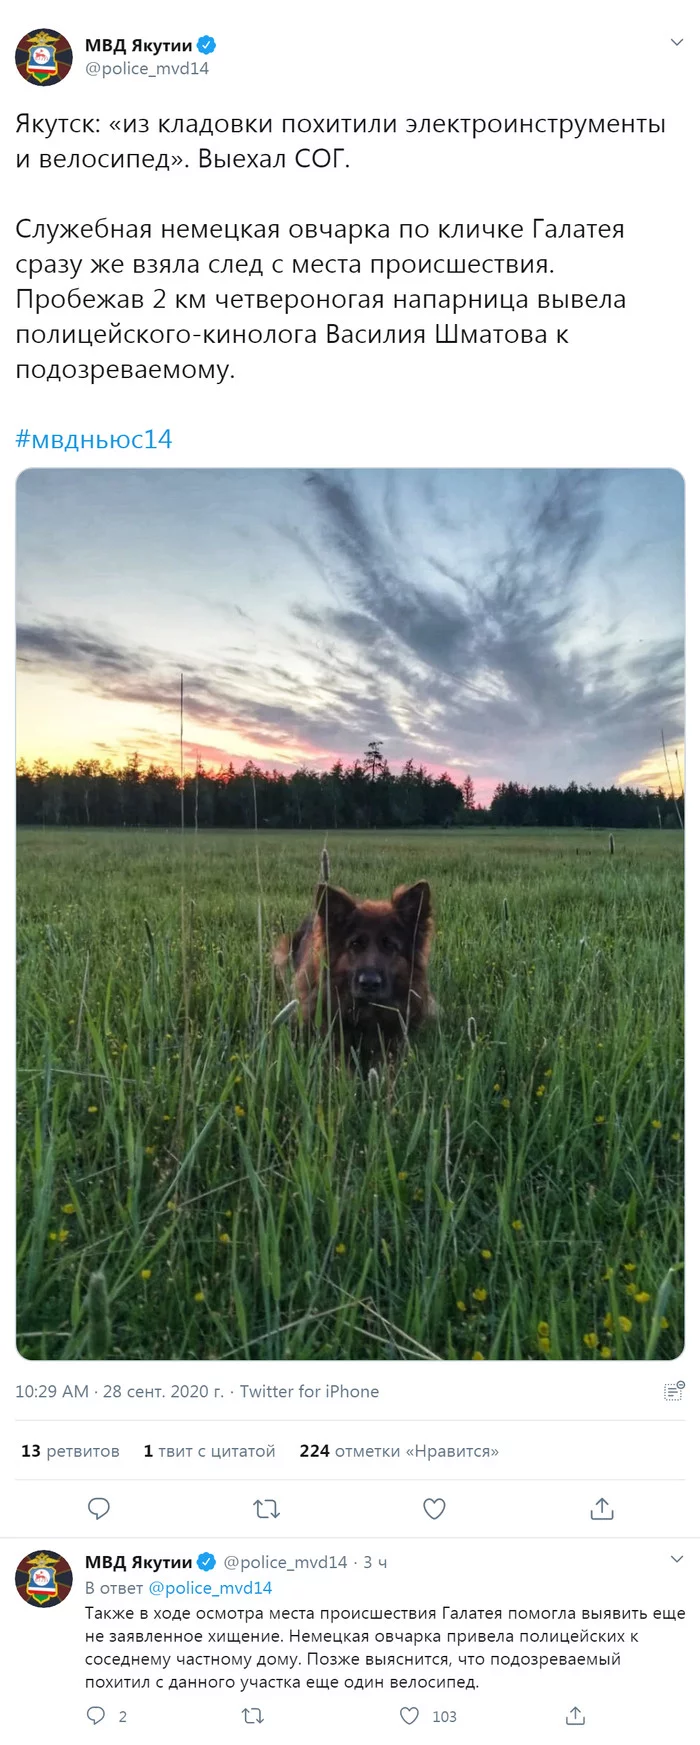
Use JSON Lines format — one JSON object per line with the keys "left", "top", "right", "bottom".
{"left": 16, "top": 468, "right": 684, "bottom": 799}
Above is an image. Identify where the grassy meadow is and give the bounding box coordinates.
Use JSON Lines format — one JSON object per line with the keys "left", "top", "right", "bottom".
{"left": 16, "top": 826, "right": 684, "bottom": 1361}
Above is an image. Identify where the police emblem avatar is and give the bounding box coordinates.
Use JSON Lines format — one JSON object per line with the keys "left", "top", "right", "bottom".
{"left": 16, "top": 29, "right": 73, "bottom": 85}
{"left": 15, "top": 1550, "right": 73, "bottom": 1607}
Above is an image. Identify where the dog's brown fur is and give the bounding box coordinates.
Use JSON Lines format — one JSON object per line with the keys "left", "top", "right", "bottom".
{"left": 274, "top": 881, "right": 435, "bottom": 1057}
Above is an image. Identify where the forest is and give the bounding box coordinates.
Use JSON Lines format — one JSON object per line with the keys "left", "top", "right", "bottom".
{"left": 16, "top": 742, "right": 683, "bottom": 831}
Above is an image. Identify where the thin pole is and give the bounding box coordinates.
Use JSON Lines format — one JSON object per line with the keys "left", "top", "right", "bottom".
{"left": 180, "top": 673, "right": 184, "bottom": 832}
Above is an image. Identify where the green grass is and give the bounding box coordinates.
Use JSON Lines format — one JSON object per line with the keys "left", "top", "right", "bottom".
{"left": 16, "top": 826, "right": 684, "bottom": 1361}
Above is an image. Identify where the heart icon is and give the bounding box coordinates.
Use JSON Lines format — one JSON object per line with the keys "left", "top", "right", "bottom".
{"left": 400, "top": 1708, "right": 419, "bottom": 1725}
{"left": 423, "top": 1497, "right": 446, "bottom": 1519}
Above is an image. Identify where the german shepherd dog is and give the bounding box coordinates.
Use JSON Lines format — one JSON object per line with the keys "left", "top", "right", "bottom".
{"left": 274, "top": 881, "right": 435, "bottom": 1058}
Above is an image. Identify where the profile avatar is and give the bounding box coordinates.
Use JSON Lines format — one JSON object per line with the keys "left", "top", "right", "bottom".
{"left": 16, "top": 29, "right": 73, "bottom": 84}
{"left": 15, "top": 1550, "right": 73, "bottom": 1607}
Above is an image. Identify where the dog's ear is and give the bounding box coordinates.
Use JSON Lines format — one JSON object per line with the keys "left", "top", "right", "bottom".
{"left": 392, "top": 881, "right": 433, "bottom": 947}
{"left": 315, "top": 883, "right": 356, "bottom": 939}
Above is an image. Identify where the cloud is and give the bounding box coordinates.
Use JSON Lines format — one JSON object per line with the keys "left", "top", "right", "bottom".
{"left": 281, "top": 470, "right": 684, "bottom": 778}
{"left": 16, "top": 470, "right": 685, "bottom": 788}
{"left": 17, "top": 621, "right": 148, "bottom": 676}
{"left": 617, "top": 739, "right": 685, "bottom": 794}
{"left": 15, "top": 615, "right": 398, "bottom": 769}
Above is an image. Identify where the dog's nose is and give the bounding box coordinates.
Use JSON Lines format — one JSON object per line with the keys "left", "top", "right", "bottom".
{"left": 356, "top": 969, "right": 384, "bottom": 994}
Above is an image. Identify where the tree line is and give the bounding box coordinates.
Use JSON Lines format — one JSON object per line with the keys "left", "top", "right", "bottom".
{"left": 16, "top": 744, "right": 683, "bottom": 831}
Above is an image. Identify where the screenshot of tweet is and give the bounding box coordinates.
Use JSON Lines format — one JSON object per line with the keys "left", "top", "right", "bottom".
{"left": 3, "top": 3, "right": 694, "bottom": 1739}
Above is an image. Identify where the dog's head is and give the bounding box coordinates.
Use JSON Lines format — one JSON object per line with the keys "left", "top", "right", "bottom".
{"left": 314, "top": 880, "right": 433, "bottom": 1016}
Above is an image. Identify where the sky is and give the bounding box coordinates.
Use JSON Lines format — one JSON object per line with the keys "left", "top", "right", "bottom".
{"left": 16, "top": 467, "right": 684, "bottom": 801}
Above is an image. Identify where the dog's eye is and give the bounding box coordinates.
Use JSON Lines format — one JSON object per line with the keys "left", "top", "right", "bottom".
{"left": 379, "top": 935, "right": 399, "bottom": 954}
{"left": 348, "top": 933, "right": 369, "bottom": 953}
